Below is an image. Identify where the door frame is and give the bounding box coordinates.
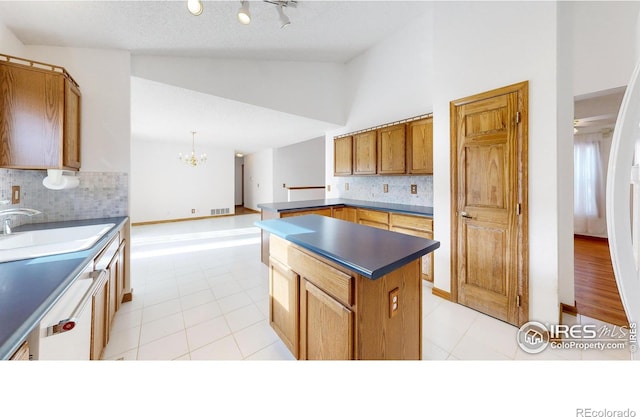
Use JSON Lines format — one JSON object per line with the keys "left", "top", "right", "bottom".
{"left": 449, "top": 81, "right": 529, "bottom": 326}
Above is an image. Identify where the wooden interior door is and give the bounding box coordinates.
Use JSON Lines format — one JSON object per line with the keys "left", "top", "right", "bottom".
{"left": 450, "top": 81, "right": 528, "bottom": 326}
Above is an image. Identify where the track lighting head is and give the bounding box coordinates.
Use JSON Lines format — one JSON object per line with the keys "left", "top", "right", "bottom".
{"left": 277, "top": 4, "right": 291, "bottom": 28}
{"left": 238, "top": 1, "right": 251, "bottom": 25}
{"left": 187, "top": 0, "right": 203, "bottom": 16}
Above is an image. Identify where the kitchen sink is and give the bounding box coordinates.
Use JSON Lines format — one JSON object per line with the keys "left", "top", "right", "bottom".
{"left": 0, "top": 223, "right": 115, "bottom": 263}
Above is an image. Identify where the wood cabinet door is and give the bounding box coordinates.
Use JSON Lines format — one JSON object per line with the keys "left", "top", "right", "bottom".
{"left": 280, "top": 208, "right": 332, "bottom": 218}
{"left": 269, "top": 258, "right": 299, "bottom": 358}
{"left": 333, "top": 136, "right": 352, "bottom": 176}
{"left": 91, "top": 274, "right": 109, "bottom": 360}
{"left": 300, "top": 279, "right": 353, "bottom": 360}
{"left": 0, "top": 62, "right": 64, "bottom": 168}
{"left": 407, "top": 118, "right": 433, "bottom": 174}
{"left": 332, "top": 206, "right": 357, "bottom": 223}
{"left": 378, "top": 124, "right": 407, "bottom": 174}
{"left": 353, "top": 131, "right": 377, "bottom": 175}
{"left": 107, "top": 255, "right": 119, "bottom": 330}
{"left": 63, "top": 79, "right": 81, "bottom": 169}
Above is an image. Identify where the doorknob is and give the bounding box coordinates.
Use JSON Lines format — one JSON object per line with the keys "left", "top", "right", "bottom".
{"left": 460, "top": 211, "right": 473, "bottom": 219}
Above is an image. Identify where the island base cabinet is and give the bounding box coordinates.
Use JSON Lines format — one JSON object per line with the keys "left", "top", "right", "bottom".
{"left": 269, "top": 258, "right": 299, "bottom": 358}
{"left": 300, "top": 279, "right": 354, "bottom": 360}
{"left": 268, "top": 234, "right": 422, "bottom": 360}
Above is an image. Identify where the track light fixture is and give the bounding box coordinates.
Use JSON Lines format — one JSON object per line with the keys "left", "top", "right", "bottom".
{"left": 186, "top": 0, "right": 297, "bottom": 28}
{"left": 187, "top": 0, "right": 203, "bottom": 16}
{"left": 238, "top": 1, "right": 251, "bottom": 25}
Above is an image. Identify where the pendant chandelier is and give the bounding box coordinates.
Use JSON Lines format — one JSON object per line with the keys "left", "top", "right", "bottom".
{"left": 179, "top": 131, "right": 207, "bottom": 167}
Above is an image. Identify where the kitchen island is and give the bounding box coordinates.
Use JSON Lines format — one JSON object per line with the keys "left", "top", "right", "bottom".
{"left": 255, "top": 214, "right": 439, "bottom": 360}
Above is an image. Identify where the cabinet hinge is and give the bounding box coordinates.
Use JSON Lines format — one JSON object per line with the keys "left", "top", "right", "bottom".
{"left": 515, "top": 111, "right": 521, "bottom": 124}
{"left": 517, "top": 295, "right": 521, "bottom": 307}
{"left": 517, "top": 203, "right": 521, "bottom": 215}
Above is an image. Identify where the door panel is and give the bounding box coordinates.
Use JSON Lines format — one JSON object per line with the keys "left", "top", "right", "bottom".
{"left": 451, "top": 81, "right": 528, "bottom": 326}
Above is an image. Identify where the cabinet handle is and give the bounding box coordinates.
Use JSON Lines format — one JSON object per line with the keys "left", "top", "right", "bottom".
{"left": 47, "top": 269, "right": 107, "bottom": 336}
{"left": 460, "top": 211, "right": 473, "bottom": 219}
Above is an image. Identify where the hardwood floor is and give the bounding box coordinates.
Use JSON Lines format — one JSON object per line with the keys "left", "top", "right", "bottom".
{"left": 574, "top": 235, "right": 629, "bottom": 327}
{"left": 235, "top": 205, "right": 259, "bottom": 215}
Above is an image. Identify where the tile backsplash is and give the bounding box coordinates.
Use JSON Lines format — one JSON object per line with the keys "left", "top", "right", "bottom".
{"left": 0, "top": 169, "right": 128, "bottom": 227}
{"left": 334, "top": 175, "right": 433, "bottom": 206}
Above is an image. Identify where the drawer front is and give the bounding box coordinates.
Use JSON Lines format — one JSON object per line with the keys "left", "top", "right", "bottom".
{"left": 359, "top": 219, "right": 388, "bottom": 230}
{"left": 357, "top": 208, "right": 389, "bottom": 225}
{"left": 390, "top": 226, "right": 430, "bottom": 239}
{"left": 289, "top": 247, "right": 353, "bottom": 307}
{"left": 389, "top": 213, "right": 433, "bottom": 232}
{"left": 270, "top": 234, "right": 291, "bottom": 265}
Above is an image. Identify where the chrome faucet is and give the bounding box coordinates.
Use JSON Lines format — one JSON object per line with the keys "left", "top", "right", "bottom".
{"left": 0, "top": 208, "right": 42, "bottom": 235}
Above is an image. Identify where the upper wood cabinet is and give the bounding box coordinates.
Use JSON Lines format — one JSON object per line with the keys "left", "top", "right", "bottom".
{"left": 377, "top": 124, "right": 407, "bottom": 175}
{"left": 0, "top": 54, "right": 81, "bottom": 170}
{"left": 333, "top": 136, "right": 352, "bottom": 176}
{"left": 333, "top": 115, "right": 432, "bottom": 177}
{"left": 407, "top": 117, "right": 433, "bottom": 175}
{"left": 353, "top": 131, "right": 377, "bottom": 175}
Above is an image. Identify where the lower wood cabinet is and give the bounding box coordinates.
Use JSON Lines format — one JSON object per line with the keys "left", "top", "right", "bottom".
{"left": 331, "top": 206, "right": 357, "bottom": 222}
{"left": 269, "top": 234, "right": 421, "bottom": 360}
{"left": 90, "top": 230, "right": 127, "bottom": 360}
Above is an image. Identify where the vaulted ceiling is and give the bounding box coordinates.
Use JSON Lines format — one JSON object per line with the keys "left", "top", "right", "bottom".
{"left": 0, "top": 1, "right": 433, "bottom": 154}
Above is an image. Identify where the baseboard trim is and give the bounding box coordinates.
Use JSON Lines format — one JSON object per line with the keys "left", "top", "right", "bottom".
{"left": 132, "top": 214, "right": 235, "bottom": 226}
{"left": 559, "top": 302, "right": 578, "bottom": 326}
{"left": 432, "top": 287, "right": 451, "bottom": 301}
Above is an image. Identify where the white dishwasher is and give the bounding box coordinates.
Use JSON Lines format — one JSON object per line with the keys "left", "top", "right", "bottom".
{"left": 27, "top": 262, "right": 104, "bottom": 360}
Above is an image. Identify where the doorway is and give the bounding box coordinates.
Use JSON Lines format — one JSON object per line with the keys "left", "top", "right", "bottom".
{"left": 573, "top": 88, "right": 628, "bottom": 326}
{"left": 450, "top": 81, "right": 529, "bottom": 327}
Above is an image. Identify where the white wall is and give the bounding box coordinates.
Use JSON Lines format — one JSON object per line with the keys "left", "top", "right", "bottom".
{"left": 432, "top": 1, "right": 563, "bottom": 324}
{"left": 572, "top": 1, "right": 639, "bottom": 97}
{"left": 132, "top": 55, "right": 347, "bottom": 124}
{"left": 244, "top": 148, "right": 274, "bottom": 212}
{"left": 0, "top": 21, "right": 25, "bottom": 56}
{"left": 131, "top": 139, "right": 234, "bottom": 223}
{"left": 22, "top": 46, "right": 131, "bottom": 174}
{"left": 273, "top": 136, "right": 325, "bottom": 203}
{"left": 558, "top": 1, "right": 577, "bottom": 307}
{"left": 324, "top": 11, "right": 434, "bottom": 199}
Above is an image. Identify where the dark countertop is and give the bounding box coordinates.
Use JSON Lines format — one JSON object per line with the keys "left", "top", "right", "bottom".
{"left": 258, "top": 198, "right": 433, "bottom": 218}
{"left": 255, "top": 214, "right": 439, "bottom": 279}
{"left": 0, "top": 216, "right": 128, "bottom": 360}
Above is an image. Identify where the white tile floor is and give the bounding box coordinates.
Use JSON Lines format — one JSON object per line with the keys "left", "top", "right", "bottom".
{"left": 102, "top": 213, "right": 632, "bottom": 361}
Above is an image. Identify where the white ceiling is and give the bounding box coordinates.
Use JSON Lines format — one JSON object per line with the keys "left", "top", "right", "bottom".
{"left": 0, "top": 1, "right": 433, "bottom": 154}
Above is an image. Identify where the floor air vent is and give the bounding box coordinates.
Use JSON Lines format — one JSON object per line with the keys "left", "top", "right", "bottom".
{"left": 211, "top": 208, "right": 230, "bottom": 216}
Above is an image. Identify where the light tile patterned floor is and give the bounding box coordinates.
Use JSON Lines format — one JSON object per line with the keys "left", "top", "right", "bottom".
{"left": 102, "top": 213, "right": 631, "bottom": 361}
